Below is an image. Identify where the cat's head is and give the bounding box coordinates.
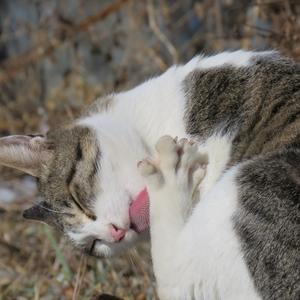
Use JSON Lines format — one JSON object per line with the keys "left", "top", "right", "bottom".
{"left": 0, "top": 121, "right": 150, "bottom": 258}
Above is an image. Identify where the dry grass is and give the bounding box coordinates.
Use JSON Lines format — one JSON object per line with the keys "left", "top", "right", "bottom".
{"left": 0, "top": 0, "right": 299, "bottom": 299}
{"left": 0, "top": 208, "right": 155, "bottom": 300}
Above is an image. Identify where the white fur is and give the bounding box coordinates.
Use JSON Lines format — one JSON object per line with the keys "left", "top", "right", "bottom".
{"left": 153, "top": 167, "right": 261, "bottom": 300}
{"left": 197, "top": 133, "right": 233, "bottom": 195}
{"left": 198, "top": 50, "right": 274, "bottom": 69}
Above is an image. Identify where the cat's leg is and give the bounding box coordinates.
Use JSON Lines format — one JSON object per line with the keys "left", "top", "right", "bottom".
{"left": 138, "top": 135, "right": 207, "bottom": 295}
{"left": 140, "top": 144, "right": 300, "bottom": 300}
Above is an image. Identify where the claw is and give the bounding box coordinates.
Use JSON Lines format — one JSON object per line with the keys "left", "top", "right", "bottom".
{"left": 138, "top": 159, "right": 157, "bottom": 177}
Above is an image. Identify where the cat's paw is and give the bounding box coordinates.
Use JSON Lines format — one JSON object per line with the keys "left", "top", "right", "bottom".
{"left": 177, "top": 137, "right": 208, "bottom": 194}
{"left": 138, "top": 135, "right": 208, "bottom": 196}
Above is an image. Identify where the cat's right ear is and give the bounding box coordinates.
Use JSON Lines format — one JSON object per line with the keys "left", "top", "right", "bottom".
{"left": 0, "top": 135, "right": 52, "bottom": 177}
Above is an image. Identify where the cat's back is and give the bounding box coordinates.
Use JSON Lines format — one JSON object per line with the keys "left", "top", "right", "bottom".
{"left": 183, "top": 51, "right": 300, "bottom": 163}
{"left": 181, "top": 51, "right": 300, "bottom": 300}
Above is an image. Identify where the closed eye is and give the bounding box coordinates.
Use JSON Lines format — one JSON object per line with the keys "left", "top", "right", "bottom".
{"left": 66, "top": 140, "right": 98, "bottom": 221}
{"left": 69, "top": 188, "right": 97, "bottom": 220}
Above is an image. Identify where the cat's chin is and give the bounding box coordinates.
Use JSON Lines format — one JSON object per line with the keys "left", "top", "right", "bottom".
{"left": 90, "top": 229, "right": 150, "bottom": 258}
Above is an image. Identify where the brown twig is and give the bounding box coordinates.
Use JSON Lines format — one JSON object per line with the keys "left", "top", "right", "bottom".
{"left": 0, "top": 0, "right": 131, "bottom": 85}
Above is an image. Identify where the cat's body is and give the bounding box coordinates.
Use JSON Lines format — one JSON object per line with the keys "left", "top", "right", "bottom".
{"left": 0, "top": 50, "right": 299, "bottom": 299}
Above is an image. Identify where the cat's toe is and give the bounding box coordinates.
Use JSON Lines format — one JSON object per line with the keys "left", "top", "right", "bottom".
{"left": 138, "top": 159, "right": 157, "bottom": 177}
{"left": 192, "top": 166, "right": 206, "bottom": 190}
{"left": 177, "top": 138, "right": 206, "bottom": 169}
{"left": 155, "top": 135, "right": 179, "bottom": 170}
{"left": 155, "top": 135, "right": 177, "bottom": 154}
{"left": 138, "top": 159, "right": 163, "bottom": 188}
{"left": 177, "top": 139, "right": 208, "bottom": 191}
{"left": 179, "top": 139, "right": 198, "bottom": 170}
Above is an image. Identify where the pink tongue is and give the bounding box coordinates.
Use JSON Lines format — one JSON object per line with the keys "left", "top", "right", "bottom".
{"left": 129, "top": 188, "right": 149, "bottom": 233}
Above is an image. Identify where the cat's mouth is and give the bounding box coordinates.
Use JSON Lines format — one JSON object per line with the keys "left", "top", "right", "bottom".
{"left": 88, "top": 188, "right": 150, "bottom": 257}
{"left": 89, "top": 228, "right": 149, "bottom": 258}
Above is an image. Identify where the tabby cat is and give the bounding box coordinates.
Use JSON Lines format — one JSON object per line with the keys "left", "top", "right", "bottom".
{"left": 0, "top": 50, "right": 299, "bottom": 299}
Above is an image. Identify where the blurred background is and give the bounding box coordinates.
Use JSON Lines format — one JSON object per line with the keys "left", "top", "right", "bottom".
{"left": 0, "top": 0, "right": 299, "bottom": 299}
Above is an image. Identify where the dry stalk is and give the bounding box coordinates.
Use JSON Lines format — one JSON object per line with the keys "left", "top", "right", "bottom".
{"left": 147, "top": 0, "right": 179, "bottom": 64}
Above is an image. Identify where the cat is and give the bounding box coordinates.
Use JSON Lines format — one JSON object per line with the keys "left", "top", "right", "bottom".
{"left": 0, "top": 50, "right": 299, "bottom": 299}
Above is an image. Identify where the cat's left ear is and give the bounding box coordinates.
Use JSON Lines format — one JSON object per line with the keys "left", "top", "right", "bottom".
{"left": 0, "top": 135, "right": 52, "bottom": 177}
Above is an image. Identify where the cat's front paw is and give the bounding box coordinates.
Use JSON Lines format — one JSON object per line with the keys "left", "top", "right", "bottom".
{"left": 138, "top": 135, "right": 208, "bottom": 200}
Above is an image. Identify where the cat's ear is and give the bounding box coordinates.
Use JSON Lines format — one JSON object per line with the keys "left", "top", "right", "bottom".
{"left": 0, "top": 135, "right": 52, "bottom": 177}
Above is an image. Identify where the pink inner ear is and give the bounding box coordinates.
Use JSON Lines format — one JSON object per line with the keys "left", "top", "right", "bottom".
{"left": 129, "top": 188, "right": 149, "bottom": 233}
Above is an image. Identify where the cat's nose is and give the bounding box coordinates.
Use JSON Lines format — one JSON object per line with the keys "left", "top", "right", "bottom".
{"left": 109, "top": 224, "right": 127, "bottom": 242}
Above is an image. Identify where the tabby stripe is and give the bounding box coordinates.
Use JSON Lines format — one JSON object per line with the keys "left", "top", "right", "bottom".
{"left": 261, "top": 109, "right": 300, "bottom": 150}
{"left": 88, "top": 146, "right": 100, "bottom": 185}
{"left": 65, "top": 142, "right": 82, "bottom": 185}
